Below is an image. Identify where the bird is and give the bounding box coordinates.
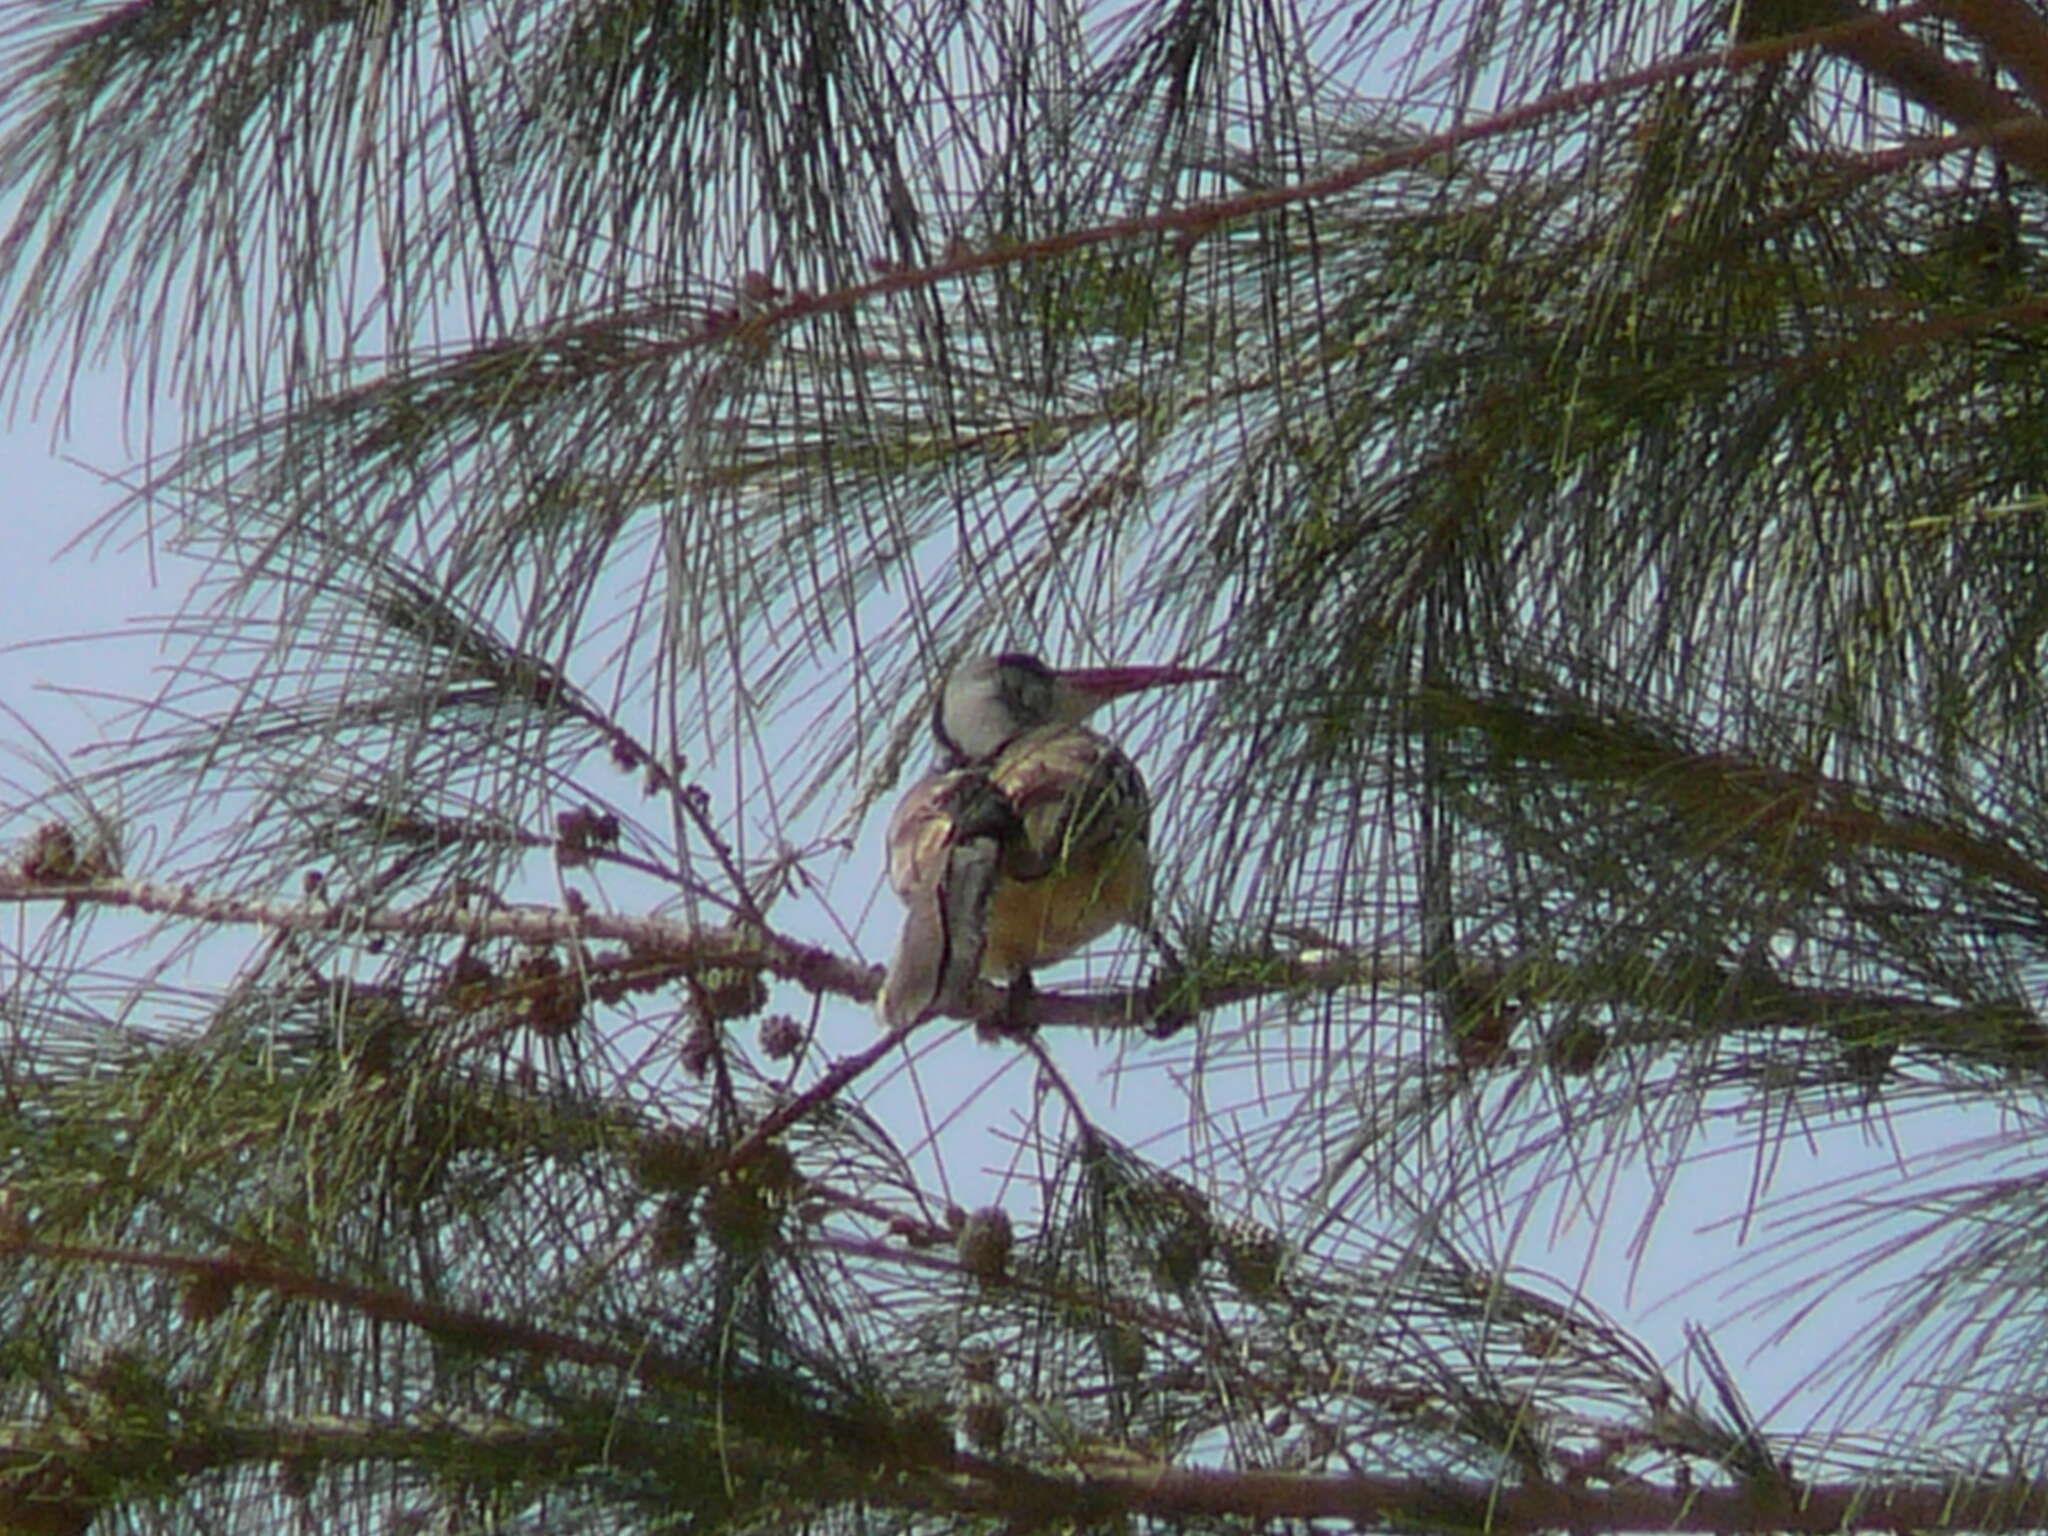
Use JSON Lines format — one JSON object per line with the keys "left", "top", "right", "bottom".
{"left": 878, "top": 651, "right": 1229, "bottom": 1033}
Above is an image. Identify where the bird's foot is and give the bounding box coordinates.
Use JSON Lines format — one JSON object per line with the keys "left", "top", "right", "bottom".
{"left": 977, "top": 971, "right": 1040, "bottom": 1042}
{"left": 1137, "top": 923, "right": 1198, "bottom": 1037}
{"left": 1142, "top": 965, "right": 1196, "bottom": 1039}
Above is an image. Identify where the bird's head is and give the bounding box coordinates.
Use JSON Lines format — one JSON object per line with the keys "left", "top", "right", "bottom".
{"left": 932, "top": 651, "right": 1230, "bottom": 762}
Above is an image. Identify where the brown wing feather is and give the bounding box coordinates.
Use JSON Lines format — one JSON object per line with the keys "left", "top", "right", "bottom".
{"left": 989, "top": 725, "right": 1151, "bottom": 875}
{"left": 979, "top": 725, "right": 1153, "bottom": 975}
{"left": 884, "top": 768, "right": 963, "bottom": 900}
{"left": 883, "top": 725, "right": 1158, "bottom": 996}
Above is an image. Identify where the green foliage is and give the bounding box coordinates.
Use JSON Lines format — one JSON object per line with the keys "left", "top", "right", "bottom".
{"left": 8, "top": 0, "right": 2048, "bottom": 1529}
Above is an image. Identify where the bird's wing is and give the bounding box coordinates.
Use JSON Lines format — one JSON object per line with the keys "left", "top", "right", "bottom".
{"left": 988, "top": 724, "right": 1151, "bottom": 881}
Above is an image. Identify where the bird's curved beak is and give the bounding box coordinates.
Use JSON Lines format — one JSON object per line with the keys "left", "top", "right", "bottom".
{"left": 1052, "top": 662, "right": 1233, "bottom": 718}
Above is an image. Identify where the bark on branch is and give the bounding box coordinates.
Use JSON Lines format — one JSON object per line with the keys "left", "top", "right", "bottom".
{"left": 11, "top": 1240, "right": 2048, "bottom": 1533}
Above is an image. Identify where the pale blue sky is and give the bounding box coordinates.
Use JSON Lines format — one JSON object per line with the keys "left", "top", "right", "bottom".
{"left": 3, "top": 393, "right": 169, "bottom": 770}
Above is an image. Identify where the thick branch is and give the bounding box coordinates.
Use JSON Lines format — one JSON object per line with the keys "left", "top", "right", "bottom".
{"left": 1938, "top": 0, "right": 2048, "bottom": 114}
{"left": 1798, "top": 0, "right": 2048, "bottom": 183}
{"left": 1069, "top": 1462, "right": 2048, "bottom": 1534}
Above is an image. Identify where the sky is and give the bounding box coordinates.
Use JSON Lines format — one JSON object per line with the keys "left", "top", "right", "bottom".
{"left": 2, "top": 390, "right": 168, "bottom": 780}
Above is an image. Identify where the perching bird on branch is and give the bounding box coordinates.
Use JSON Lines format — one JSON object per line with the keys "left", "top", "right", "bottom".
{"left": 878, "top": 651, "right": 1228, "bottom": 1033}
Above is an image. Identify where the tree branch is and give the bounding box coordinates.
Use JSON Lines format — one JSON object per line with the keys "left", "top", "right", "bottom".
{"left": 10, "top": 1244, "right": 2043, "bottom": 1533}
{"left": 1939, "top": 0, "right": 2048, "bottom": 114}
{"left": 1068, "top": 1462, "right": 2048, "bottom": 1534}
{"left": 0, "top": 872, "right": 876, "bottom": 1001}
{"left": 6, "top": 873, "right": 2039, "bottom": 1082}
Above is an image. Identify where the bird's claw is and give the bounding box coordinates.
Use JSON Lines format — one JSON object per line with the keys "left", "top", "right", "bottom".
{"left": 976, "top": 972, "right": 1040, "bottom": 1042}
{"left": 1142, "top": 967, "right": 1195, "bottom": 1039}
